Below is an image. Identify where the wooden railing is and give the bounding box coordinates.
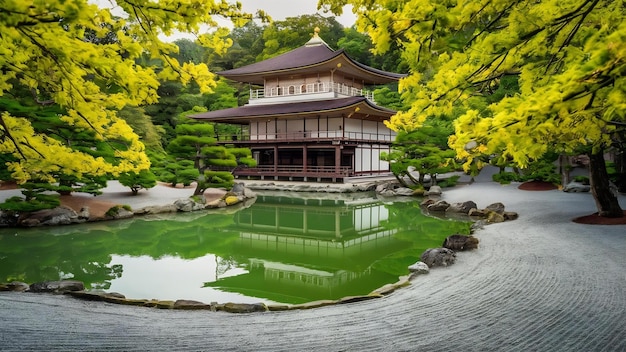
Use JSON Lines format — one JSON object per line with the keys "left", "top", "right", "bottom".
{"left": 235, "top": 165, "right": 352, "bottom": 176}
{"left": 250, "top": 82, "right": 375, "bottom": 103}
{"left": 217, "top": 130, "right": 395, "bottom": 143}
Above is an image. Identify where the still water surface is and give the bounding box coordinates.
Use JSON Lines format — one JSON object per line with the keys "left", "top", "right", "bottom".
{"left": 0, "top": 192, "right": 470, "bottom": 304}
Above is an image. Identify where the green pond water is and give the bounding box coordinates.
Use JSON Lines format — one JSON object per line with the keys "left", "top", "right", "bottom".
{"left": 0, "top": 192, "right": 470, "bottom": 305}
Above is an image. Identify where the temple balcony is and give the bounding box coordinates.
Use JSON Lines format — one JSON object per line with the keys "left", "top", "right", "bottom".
{"left": 230, "top": 165, "right": 392, "bottom": 182}
{"left": 216, "top": 130, "right": 395, "bottom": 144}
{"left": 249, "top": 82, "right": 376, "bottom": 105}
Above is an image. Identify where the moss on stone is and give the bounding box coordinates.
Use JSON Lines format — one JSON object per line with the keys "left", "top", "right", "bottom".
{"left": 224, "top": 196, "right": 240, "bottom": 206}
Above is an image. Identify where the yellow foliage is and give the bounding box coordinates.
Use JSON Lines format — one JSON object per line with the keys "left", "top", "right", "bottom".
{"left": 0, "top": 0, "right": 251, "bottom": 183}
{"left": 320, "top": 0, "right": 626, "bottom": 170}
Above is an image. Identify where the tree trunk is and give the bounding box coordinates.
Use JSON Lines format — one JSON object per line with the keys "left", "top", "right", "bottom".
{"left": 394, "top": 173, "right": 409, "bottom": 188}
{"left": 406, "top": 170, "right": 420, "bottom": 185}
{"left": 193, "top": 174, "right": 206, "bottom": 196}
{"left": 193, "top": 183, "right": 204, "bottom": 196}
{"left": 615, "top": 149, "right": 626, "bottom": 193}
{"left": 559, "top": 154, "right": 571, "bottom": 187}
{"left": 588, "top": 151, "right": 624, "bottom": 218}
{"left": 430, "top": 173, "right": 438, "bottom": 187}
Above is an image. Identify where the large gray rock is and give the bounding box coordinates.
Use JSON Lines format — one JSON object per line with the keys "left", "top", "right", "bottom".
{"left": 563, "top": 181, "right": 591, "bottom": 193}
{"left": 0, "top": 210, "right": 19, "bottom": 227}
{"left": 468, "top": 208, "right": 489, "bottom": 218}
{"left": 375, "top": 182, "right": 395, "bottom": 194}
{"left": 0, "top": 281, "right": 29, "bottom": 292}
{"left": 420, "top": 248, "right": 457, "bottom": 268}
{"left": 424, "top": 185, "right": 442, "bottom": 196}
{"left": 375, "top": 181, "right": 410, "bottom": 197}
{"left": 354, "top": 183, "right": 377, "bottom": 192}
{"left": 174, "top": 198, "right": 194, "bottom": 212}
{"left": 231, "top": 183, "right": 246, "bottom": 195}
{"left": 174, "top": 300, "right": 211, "bottom": 310}
{"left": 487, "top": 211, "right": 506, "bottom": 223}
{"left": 108, "top": 207, "right": 133, "bottom": 220}
{"left": 134, "top": 204, "right": 178, "bottom": 215}
{"left": 504, "top": 211, "right": 519, "bottom": 221}
{"left": 29, "top": 280, "right": 85, "bottom": 293}
{"left": 420, "top": 198, "right": 437, "bottom": 207}
{"left": 378, "top": 185, "right": 418, "bottom": 197}
{"left": 485, "top": 202, "right": 506, "bottom": 214}
{"left": 408, "top": 261, "right": 430, "bottom": 275}
{"left": 447, "top": 201, "right": 478, "bottom": 214}
{"left": 219, "top": 302, "right": 268, "bottom": 313}
{"left": 394, "top": 187, "right": 417, "bottom": 196}
{"left": 427, "top": 200, "right": 450, "bottom": 212}
{"left": 19, "top": 206, "right": 78, "bottom": 227}
{"left": 242, "top": 187, "right": 257, "bottom": 199}
{"left": 442, "top": 234, "right": 479, "bottom": 251}
{"left": 174, "top": 198, "right": 204, "bottom": 212}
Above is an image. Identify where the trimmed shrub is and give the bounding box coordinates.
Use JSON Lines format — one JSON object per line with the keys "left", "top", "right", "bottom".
{"left": 492, "top": 171, "right": 519, "bottom": 184}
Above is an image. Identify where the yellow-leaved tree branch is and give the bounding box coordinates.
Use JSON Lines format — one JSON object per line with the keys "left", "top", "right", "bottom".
{"left": 319, "top": 0, "right": 625, "bottom": 218}
{"left": 0, "top": 0, "right": 258, "bottom": 186}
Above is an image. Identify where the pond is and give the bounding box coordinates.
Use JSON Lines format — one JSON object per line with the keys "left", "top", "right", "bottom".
{"left": 0, "top": 191, "right": 470, "bottom": 305}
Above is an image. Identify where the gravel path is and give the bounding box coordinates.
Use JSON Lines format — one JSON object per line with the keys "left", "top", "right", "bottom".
{"left": 1, "top": 183, "right": 625, "bottom": 351}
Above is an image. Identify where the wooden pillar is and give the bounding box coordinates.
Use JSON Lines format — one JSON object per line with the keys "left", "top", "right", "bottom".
{"left": 273, "top": 146, "right": 278, "bottom": 172}
{"left": 303, "top": 145, "right": 308, "bottom": 173}
{"left": 371, "top": 143, "right": 374, "bottom": 174}
{"left": 335, "top": 145, "right": 341, "bottom": 175}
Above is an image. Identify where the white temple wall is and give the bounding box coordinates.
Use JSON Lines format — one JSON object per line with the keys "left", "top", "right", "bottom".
{"left": 355, "top": 147, "right": 370, "bottom": 172}
{"left": 327, "top": 117, "right": 342, "bottom": 130}
{"left": 249, "top": 116, "right": 396, "bottom": 143}
{"left": 333, "top": 75, "right": 365, "bottom": 90}
{"left": 343, "top": 119, "right": 360, "bottom": 132}
{"left": 285, "top": 119, "right": 304, "bottom": 132}
{"left": 344, "top": 119, "right": 396, "bottom": 142}
{"left": 263, "top": 72, "right": 365, "bottom": 94}
{"left": 250, "top": 120, "right": 276, "bottom": 140}
{"left": 265, "top": 74, "right": 332, "bottom": 92}
{"left": 355, "top": 144, "right": 390, "bottom": 172}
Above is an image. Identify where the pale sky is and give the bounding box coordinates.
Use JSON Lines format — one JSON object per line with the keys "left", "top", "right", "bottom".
{"left": 238, "top": 0, "right": 356, "bottom": 27}
{"left": 93, "top": 0, "right": 356, "bottom": 41}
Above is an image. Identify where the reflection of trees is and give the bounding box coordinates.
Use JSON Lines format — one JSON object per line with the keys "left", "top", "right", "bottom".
{"left": 0, "top": 212, "right": 237, "bottom": 288}
{"left": 215, "top": 256, "right": 239, "bottom": 279}
{"left": 0, "top": 231, "right": 120, "bottom": 288}
{"left": 69, "top": 263, "right": 123, "bottom": 290}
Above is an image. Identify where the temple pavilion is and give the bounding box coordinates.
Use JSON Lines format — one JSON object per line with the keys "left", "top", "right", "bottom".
{"left": 192, "top": 28, "right": 405, "bottom": 182}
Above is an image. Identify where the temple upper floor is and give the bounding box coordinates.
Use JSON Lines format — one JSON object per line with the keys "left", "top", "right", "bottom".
{"left": 248, "top": 72, "right": 376, "bottom": 105}
{"left": 217, "top": 28, "right": 405, "bottom": 107}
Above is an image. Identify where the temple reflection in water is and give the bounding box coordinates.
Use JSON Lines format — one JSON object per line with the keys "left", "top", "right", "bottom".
{"left": 206, "top": 194, "right": 409, "bottom": 303}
